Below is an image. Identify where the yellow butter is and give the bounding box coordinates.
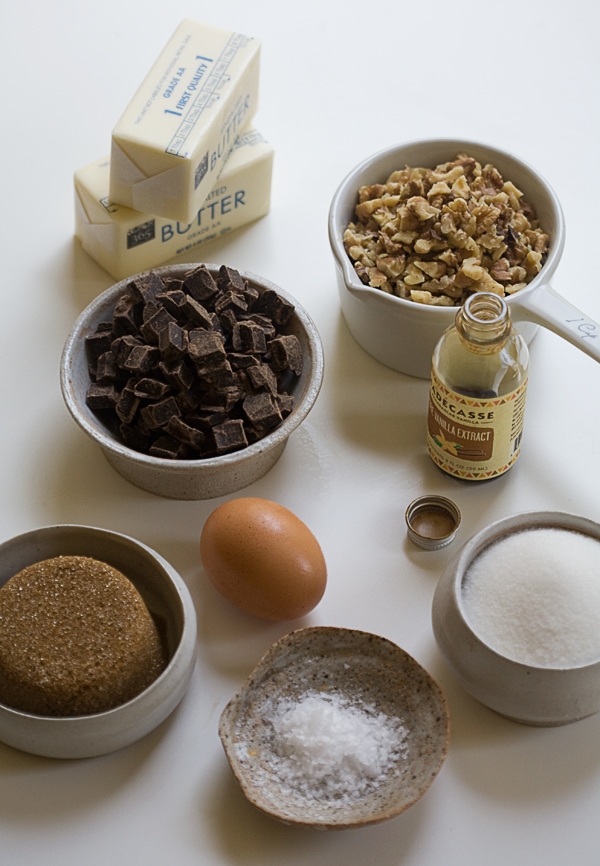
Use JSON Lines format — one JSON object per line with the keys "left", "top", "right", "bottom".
{"left": 75, "top": 128, "right": 273, "bottom": 280}
{"left": 109, "top": 19, "right": 260, "bottom": 223}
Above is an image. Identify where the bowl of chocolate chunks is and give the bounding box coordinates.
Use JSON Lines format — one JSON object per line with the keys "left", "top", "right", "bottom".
{"left": 60, "top": 263, "right": 324, "bottom": 500}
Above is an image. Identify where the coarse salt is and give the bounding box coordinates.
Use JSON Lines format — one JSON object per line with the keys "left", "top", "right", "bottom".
{"left": 462, "top": 527, "right": 600, "bottom": 667}
{"left": 241, "top": 690, "right": 408, "bottom": 804}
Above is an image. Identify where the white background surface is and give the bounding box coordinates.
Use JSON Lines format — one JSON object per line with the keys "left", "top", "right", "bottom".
{"left": 2, "top": 1, "right": 600, "bottom": 863}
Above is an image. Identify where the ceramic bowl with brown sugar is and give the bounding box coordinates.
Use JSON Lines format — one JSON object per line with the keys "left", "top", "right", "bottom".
{"left": 60, "top": 263, "right": 324, "bottom": 500}
{"left": 218, "top": 626, "right": 449, "bottom": 830}
{"left": 0, "top": 524, "right": 197, "bottom": 759}
{"left": 329, "top": 138, "right": 600, "bottom": 378}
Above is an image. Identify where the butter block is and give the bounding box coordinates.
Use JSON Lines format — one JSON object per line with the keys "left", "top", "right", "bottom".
{"left": 75, "top": 128, "right": 273, "bottom": 280}
{"left": 109, "top": 19, "right": 260, "bottom": 223}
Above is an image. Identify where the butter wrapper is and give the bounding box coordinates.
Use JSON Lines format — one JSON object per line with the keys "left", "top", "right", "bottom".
{"left": 75, "top": 128, "right": 273, "bottom": 280}
{"left": 109, "top": 19, "right": 260, "bottom": 223}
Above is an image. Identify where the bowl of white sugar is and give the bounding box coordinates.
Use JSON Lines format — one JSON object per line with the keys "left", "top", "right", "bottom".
{"left": 218, "top": 626, "right": 449, "bottom": 830}
{"left": 432, "top": 511, "right": 600, "bottom": 726}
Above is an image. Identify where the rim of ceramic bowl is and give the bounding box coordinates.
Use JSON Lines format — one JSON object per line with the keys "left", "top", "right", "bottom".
{"left": 328, "top": 137, "right": 566, "bottom": 313}
{"left": 449, "top": 510, "right": 600, "bottom": 672}
{"left": 0, "top": 524, "right": 197, "bottom": 758}
{"left": 60, "top": 264, "right": 324, "bottom": 474}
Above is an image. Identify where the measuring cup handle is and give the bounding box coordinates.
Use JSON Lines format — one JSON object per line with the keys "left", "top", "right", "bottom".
{"left": 511, "top": 283, "right": 600, "bottom": 364}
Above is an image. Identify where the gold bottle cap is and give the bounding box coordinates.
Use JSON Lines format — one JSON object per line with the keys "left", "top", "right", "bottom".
{"left": 405, "top": 495, "right": 461, "bottom": 550}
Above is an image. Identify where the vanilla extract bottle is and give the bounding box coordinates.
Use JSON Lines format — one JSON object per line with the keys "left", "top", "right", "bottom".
{"left": 426, "top": 292, "right": 529, "bottom": 481}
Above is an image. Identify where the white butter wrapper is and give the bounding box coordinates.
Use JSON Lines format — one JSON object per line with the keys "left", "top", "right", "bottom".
{"left": 75, "top": 128, "right": 273, "bottom": 280}
{"left": 109, "top": 19, "right": 260, "bottom": 223}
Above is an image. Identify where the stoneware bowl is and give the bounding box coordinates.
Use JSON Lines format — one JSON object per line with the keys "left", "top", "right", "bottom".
{"left": 0, "top": 524, "right": 197, "bottom": 759}
{"left": 329, "top": 137, "right": 600, "bottom": 378}
{"left": 218, "top": 626, "right": 449, "bottom": 830}
{"left": 432, "top": 511, "right": 600, "bottom": 726}
{"left": 60, "top": 263, "right": 324, "bottom": 500}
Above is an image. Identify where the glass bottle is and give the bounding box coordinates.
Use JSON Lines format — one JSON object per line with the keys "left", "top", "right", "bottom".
{"left": 426, "top": 292, "right": 529, "bottom": 481}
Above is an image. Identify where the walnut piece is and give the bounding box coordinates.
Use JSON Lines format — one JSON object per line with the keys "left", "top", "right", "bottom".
{"left": 343, "top": 154, "right": 549, "bottom": 306}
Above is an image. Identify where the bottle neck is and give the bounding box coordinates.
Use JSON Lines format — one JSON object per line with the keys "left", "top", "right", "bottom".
{"left": 455, "top": 292, "right": 512, "bottom": 351}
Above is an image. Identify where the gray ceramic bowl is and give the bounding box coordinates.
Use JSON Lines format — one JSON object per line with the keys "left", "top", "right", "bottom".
{"left": 60, "top": 263, "right": 324, "bottom": 500}
{"left": 219, "top": 626, "right": 449, "bottom": 830}
{"left": 329, "top": 138, "right": 600, "bottom": 378}
{"left": 432, "top": 511, "right": 600, "bottom": 726}
{"left": 0, "top": 524, "right": 197, "bottom": 758}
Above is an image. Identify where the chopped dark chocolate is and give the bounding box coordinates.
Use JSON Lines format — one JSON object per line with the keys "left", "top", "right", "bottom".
{"left": 84, "top": 265, "right": 303, "bottom": 460}
{"left": 246, "top": 363, "right": 278, "bottom": 395}
{"left": 183, "top": 265, "right": 219, "bottom": 303}
{"left": 254, "top": 288, "right": 295, "bottom": 326}
{"left": 122, "top": 344, "right": 160, "bottom": 374}
{"left": 140, "top": 396, "right": 181, "bottom": 430}
{"left": 268, "top": 334, "right": 304, "bottom": 376}
{"left": 213, "top": 419, "right": 248, "bottom": 454}
{"left": 242, "top": 392, "right": 283, "bottom": 431}
{"left": 149, "top": 435, "right": 188, "bottom": 459}
{"left": 232, "top": 320, "right": 267, "bottom": 355}
{"left": 86, "top": 383, "right": 118, "bottom": 410}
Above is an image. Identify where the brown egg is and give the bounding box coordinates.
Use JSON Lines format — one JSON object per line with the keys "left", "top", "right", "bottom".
{"left": 200, "top": 497, "right": 327, "bottom": 621}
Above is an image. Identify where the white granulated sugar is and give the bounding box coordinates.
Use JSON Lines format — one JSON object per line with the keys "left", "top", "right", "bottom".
{"left": 463, "top": 528, "right": 600, "bottom": 667}
{"left": 252, "top": 690, "right": 408, "bottom": 804}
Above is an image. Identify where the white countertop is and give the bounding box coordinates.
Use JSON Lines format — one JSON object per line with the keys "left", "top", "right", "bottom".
{"left": 2, "top": 1, "right": 600, "bottom": 863}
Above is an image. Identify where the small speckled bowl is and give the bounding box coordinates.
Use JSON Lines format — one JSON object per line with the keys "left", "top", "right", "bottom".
{"left": 432, "top": 511, "right": 600, "bottom": 726}
{"left": 218, "top": 626, "right": 449, "bottom": 830}
{"left": 0, "top": 524, "right": 197, "bottom": 759}
{"left": 60, "top": 263, "right": 324, "bottom": 500}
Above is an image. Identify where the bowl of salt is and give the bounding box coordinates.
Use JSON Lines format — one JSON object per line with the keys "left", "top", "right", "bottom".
{"left": 218, "top": 626, "right": 449, "bottom": 830}
{"left": 432, "top": 511, "right": 600, "bottom": 726}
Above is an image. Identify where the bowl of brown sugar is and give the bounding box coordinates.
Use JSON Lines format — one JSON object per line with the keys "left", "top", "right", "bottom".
{"left": 0, "top": 524, "right": 196, "bottom": 758}
{"left": 60, "top": 263, "right": 324, "bottom": 499}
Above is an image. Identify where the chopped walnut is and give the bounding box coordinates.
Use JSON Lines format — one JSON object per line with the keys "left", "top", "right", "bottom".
{"left": 343, "top": 153, "right": 549, "bottom": 306}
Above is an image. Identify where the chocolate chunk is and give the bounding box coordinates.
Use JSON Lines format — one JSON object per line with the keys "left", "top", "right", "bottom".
{"left": 86, "top": 383, "right": 118, "bottom": 410}
{"left": 165, "top": 415, "right": 206, "bottom": 450}
{"left": 122, "top": 344, "right": 160, "bottom": 374}
{"left": 159, "top": 359, "right": 195, "bottom": 392}
{"left": 232, "top": 320, "right": 267, "bottom": 354}
{"left": 140, "top": 306, "right": 177, "bottom": 345}
{"left": 246, "top": 363, "right": 278, "bottom": 395}
{"left": 277, "top": 392, "right": 295, "bottom": 417}
{"left": 183, "top": 265, "right": 218, "bottom": 303}
{"left": 217, "top": 264, "right": 246, "bottom": 294}
{"left": 85, "top": 329, "right": 113, "bottom": 360}
{"left": 112, "top": 293, "right": 142, "bottom": 336}
{"left": 188, "top": 330, "right": 227, "bottom": 367}
{"left": 242, "top": 392, "right": 282, "bottom": 431}
{"left": 158, "top": 321, "right": 188, "bottom": 360}
{"left": 140, "top": 396, "right": 181, "bottom": 430}
{"left": 181, "top": 296, "right": 214, "bottom": 329}
{"left": 199, "top": 385, "right": 241, "bottom": 413}
{"left": 115, "top": 383, "right": 140, "bottom": 424}
{"left": 149, "top": 435, "right": 188, "bottom": 459}
{"left": 268, "top": 334, "right": 303, "bottom": 376}
{"left": 133, "top": 378, "right": 170, "bottom": 400}
{"left": 228, "top": 352, "right": 260, "bottom": 371}
{"left": 213, "top": 419, "right": 248, "bottom": 454}
{"left": 112, "top": 335, "right": 142, "bottom": 367}
{"left": 155, "top": 289, "right": 188, "bottom": 319}
{"left": 214, "top": 291, "right": 248, "bottom": 317}
{"left": 128, "top": 271, "right": 166, "bottom": 304}
{"left": 95, "top": 351, "right": 119, "bottom": 384}
{"left": 254, "top": 288, "right": 295, "bottom": 326}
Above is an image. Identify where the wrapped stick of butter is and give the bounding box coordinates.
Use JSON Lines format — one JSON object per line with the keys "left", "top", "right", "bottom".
{"left": 109, "top": 19, "right": 260, "bottom": 223}
{"left": 75, "top": 128, "right": 273, "bottom": 280}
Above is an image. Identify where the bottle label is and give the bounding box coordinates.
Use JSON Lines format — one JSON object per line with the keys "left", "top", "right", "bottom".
{"left": 427, "top": 370, "right": 528, "bottom": 480}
